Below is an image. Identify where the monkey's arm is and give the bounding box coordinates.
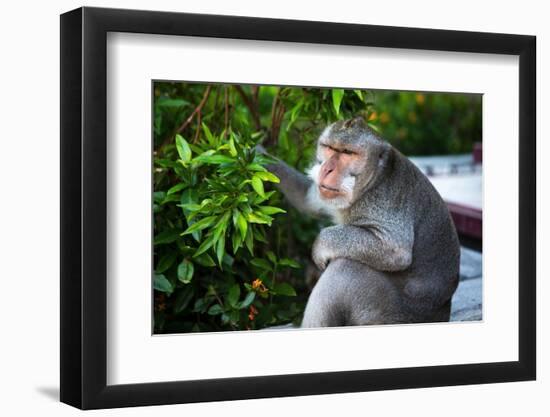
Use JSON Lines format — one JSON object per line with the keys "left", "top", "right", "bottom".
{"left": 312, "top": 223, "right": 414, "bottom": 272}
{"left": 262, "top": 153, "right": 324, "bottom": 217}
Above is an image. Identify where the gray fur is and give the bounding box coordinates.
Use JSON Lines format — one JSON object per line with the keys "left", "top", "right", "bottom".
{"left": 264, "top": 117, "right": 460, "bottom": 327}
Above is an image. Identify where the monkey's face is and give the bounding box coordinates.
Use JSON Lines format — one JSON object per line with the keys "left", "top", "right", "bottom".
{"left": 308, "top": 138, "right": 366, "bottom": 209}
{"left": 308, "top": 118, "right": 391, "bottom": 209}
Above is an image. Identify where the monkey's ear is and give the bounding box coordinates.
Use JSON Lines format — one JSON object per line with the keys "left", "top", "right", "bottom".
{"left": 343, "top": 116, "right": 366, "bottom": 129}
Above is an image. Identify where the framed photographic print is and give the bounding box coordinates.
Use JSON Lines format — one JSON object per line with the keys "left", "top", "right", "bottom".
{"left": 60, "top": 6, "right": 536, "bottom": 410}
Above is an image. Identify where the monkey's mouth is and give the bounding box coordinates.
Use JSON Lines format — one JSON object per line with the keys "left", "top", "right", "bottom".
{"left": 319, "top": 184, "right": 345, "bottom": 198}
{"left": 320, "top": 184, "right": 340, "bottom": 192}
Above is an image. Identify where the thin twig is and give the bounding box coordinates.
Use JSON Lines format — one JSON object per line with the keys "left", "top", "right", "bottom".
{"left": 158, "top": 85, "right": 212, "bottom": 150}
{"left": 268, "top": 100, "right": 286, "bottom": 147}
{"left": 252, "top": 85, "right": 259, "bottom": 105}
{"left": 193, "top": 110, "right": 201, "bottom": 143}
{"left": 213, "top": 85, "right": 221, "bottom": 115}
{"left": 224, "top": 86, "right": 229, "bottom": 137}
{"left": 176, "top": 85, "right": 211, "bottom": 134}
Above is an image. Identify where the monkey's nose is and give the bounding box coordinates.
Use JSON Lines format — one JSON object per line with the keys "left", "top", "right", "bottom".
{"left": 323, "top": 166, "right": 334, "bottom": 175}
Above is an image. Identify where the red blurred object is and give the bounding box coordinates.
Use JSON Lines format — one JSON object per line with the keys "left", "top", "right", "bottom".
{"left": 447, "top": 202, "right": 482, "bottom": 240}
{"left": 473, "top": 142, "right": 482, "bottom": 164}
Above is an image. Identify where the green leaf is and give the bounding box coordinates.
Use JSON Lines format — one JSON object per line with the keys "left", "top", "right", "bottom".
{"left": 158, "top": 98, "right": 189, "bottom": 108}
{"left": 228, "top": 136, "right": 238, "bottom": 157}
{"left": 178, "top": 203, "right": 202, "bottom": 211}
{"left": 153, "top": 191, "right": 166, "bottom": 204}
{"left": 250, "top": 258, "right": 272, "bottom": 271}
{"left": 160, "top": 194, "right": 180, "bottom": 205}
{"left": 155, "top": 252, "right": 177, "bottom": 274}
{"left": 202, "top": 122, "right": 215, "bottom": 145}
{"left": 177, "top": 259, "right": 194, "bottom": 284}
{"left": 193, "top": 233, "right": 217, "bottom": 257}
{"left": 232, "top": 209, "right": 248, "bottom": 240}
{"left": 222, "top": 253, "right": 234, "bottom": 267}
{"left": 192, "top": 299, "right": 207, "bottom": 313}
{"left": 180, "top": 188, "right": 198, "bottom": 210}
{"left": 238, "top": 292, "right": 256, "bottom": 309}
{"left": 254, "top": 228, "right": 268, "bottom": 243}
{"left": 194, "top": 253, "right": 216, "bottom": 267}
{"left": 153, "top": 274, "right": 173, "bottom": 294}
{"left": 208, "top": 304, "right": 224, "bottom": 315}
{"left": 254, "top": 171, "right": 280, "bottom": 183}
{"left": 231, "top": 229, "right": 243, "bottom": 254}
{"left": 181, "top": 215, "right": 217, "bottom": 235}
{"left": 154, "top": 229, "right": 180, "bottom": 245}
{"left": 332, "top": 89, "right": 345, "bottom": 115}
{"left": 166, "top": 182, "right": 187, "bottom": 195}
{"left": 227, "top": 284, "right": 241, "bottom": 307}
{"left": 216, "top": 235, "right": 226, "bottom": 266}
{"left": 258, "top": 206, "right": 286, "bottom": 215}
{"left": 289, "top": 100, "right": 303, "bottom": 127}
{"left": 273, "top": 282, "right": 297, "bottom": 296}
{"left": 229, "top": 310, "right": 240, "bottom": 324}
{"left": 245, "top": 227, "right": 254, "bottom": 255}
{"left": 216, "top": 210, "right": 231, "bottom": 231}
{"left": 266, "top": 251, "right": 277, "bottom": 264}
{"left": 173, "top": 287, "right": 194, "bottom": 314}
{"left": 193, "top": 154, "right": 234, "bottom": 164}
{"left": 253, "top": 190, "right": 276, "bottom": 205}
{"left": 246, "top": 212, "right": 272, "bottom": 225}
{"left": 279, "top": 258, "right": 301, "bottom": 268}
{"left": 251, "top": 175, "right": 265, "bottom": 197}
{"left": 175, "top": 134, "right": 192, "bottom": 163}
{"left": 246, "top": 163, "right": 267, "bottom": 172}
{"left": 353, "top": 89, "right": 364, "bottom": 100}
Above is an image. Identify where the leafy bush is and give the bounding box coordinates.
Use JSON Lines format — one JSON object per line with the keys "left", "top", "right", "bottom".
{"left": 153, "top": 83, "right": 481, "bottom": 333}
{"left": 154, "top": 126, "right": 302, "bottom": 332}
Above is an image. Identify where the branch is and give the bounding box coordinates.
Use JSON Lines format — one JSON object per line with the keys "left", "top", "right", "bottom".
{"left": 267, "top": 89, "right": 281, "bottom": 146}
{"left": 234, "top": 85, "right": 262, "bottom": 131}
{"left": 159, "top": 86, "right": 212, "bottom": 150}
{"left": 266, "top": 89, "right": 285, "bottom": 147}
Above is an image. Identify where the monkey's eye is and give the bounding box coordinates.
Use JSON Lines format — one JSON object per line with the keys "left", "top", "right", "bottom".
{"left": 341, "top": 149, "right": 355, "bottom": 155}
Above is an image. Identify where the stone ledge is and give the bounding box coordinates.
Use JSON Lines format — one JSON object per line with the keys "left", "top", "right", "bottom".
{"left": 451, "top": 247, "right": 482, "bottom": 321}
{"left": 266, "top": 246, "right": 483, "bottom": 328}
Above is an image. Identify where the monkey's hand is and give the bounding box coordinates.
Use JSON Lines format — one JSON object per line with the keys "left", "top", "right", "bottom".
{"left": 254, "top": 144, "right": 267, "bottom": 155}
{"left": 312, "top": 228, "right": 336, "bottom": 271}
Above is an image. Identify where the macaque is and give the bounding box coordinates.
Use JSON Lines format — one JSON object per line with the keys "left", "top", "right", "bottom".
{"left": 263, "top": 117, "right": 460, "bottom": 326}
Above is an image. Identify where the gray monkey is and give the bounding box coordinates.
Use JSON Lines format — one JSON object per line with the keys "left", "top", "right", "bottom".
{"left": 262, "top": 116, "right": 460, "bottom": 327}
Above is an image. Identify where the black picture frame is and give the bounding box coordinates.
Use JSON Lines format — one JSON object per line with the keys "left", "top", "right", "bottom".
{"left": 60, "top": 6, "right": 536, "bottom": 410}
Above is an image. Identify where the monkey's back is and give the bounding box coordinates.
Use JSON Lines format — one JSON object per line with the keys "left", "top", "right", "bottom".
{"left": 389, "top": 151, "right": 461, "bottom": 311}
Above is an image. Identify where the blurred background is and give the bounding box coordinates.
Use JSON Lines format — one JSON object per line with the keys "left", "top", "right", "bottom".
{"left": 152, "top": 83, "right": 482, "bottom": 333}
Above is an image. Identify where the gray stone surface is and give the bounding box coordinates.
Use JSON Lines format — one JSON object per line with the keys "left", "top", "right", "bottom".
{"left": 459, "top": 247, "right": 483, "bottom": 280}
{"left": 451, "top": 278, "right": 482, "bottom": 321}
{"left": 451, "top": 247, "right": 482, "bottom": 321}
